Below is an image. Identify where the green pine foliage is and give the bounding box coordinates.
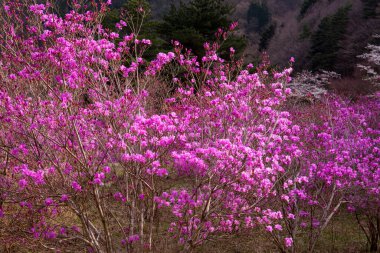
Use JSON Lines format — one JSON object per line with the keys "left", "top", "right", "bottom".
{"left": 299, "top": 0, "right": 319, "bottom": 18}
{"left": 309, "top": 5, "right": 351, "bottom": 71}
{"left": 299, "top": 24, "right": 312, "bottom": 40}
{"left": 159, "top": 0, "right": 246, "bottom": 57}
{"left": 162, "top": 0, "right": 232, "bottom": 39}
{"left": 362, "top": 0, "right": 379, "bottom": 19}
{"left": 247, "top": 2, "right": 271, "bottom": 33}
{"left": 102, "top": 0, "right": 165, "bottom": 60}
{"left": 259, "top": 23, "right": 276, "bottom": 51}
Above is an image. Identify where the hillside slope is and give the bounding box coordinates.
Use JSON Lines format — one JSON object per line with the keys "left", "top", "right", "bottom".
{"left": 146, "top": 0, "right": 379, "bottom": 74}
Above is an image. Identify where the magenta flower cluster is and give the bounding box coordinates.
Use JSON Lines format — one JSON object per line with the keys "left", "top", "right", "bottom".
{"left": 0, "top": 2, "right": 378, "bottom": 253}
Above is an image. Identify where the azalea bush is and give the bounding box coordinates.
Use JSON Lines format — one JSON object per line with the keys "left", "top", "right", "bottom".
{"left": 0, "top": 1, "right": 379, "bottom": 253}
{"left": 268, "top": 96, "right": 380, "bottom": 252}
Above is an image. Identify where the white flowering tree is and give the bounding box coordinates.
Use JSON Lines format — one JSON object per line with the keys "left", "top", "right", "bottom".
{"left": 288, "top": 70, "right": 340, "bottom": 102}
{"left": 357, "top": 35, "right": 380, "bottom": 86}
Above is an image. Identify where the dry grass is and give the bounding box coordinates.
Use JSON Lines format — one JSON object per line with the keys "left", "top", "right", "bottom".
{"left": 328, "top": 78, "right": 377, "bottom": 100}
{"left": 195, "top": 212, "right": 370, "bottom": 253}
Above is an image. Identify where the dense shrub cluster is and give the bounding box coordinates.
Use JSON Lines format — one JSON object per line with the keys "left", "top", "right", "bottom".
{"left": 0, "top": 1, "right": 379, "bottom": 252}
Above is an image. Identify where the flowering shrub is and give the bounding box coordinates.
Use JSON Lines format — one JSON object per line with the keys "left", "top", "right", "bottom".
{"left": 0, "top": 1, "right": 379, "bottom": 253}
{"left": 287, "top": 70, "right": 341, "bottom": 102}
{"left": 267, "top": 95, "right": 380, "bottom": 252}
{"left": 0, "top": 1, "right": 179, "bottom": 251}
{"left": 154, "top": 62, "right": 301, "bottom": 250}
{"left": 357, "top": 35, "right": 380, "bottom": 86}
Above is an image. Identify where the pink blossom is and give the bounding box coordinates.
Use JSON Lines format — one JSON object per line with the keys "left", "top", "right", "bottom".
{"left": 71, "top": 181, "right": 82, "bottom": 192}
{"left": 284, "top": 237, "right": 293, "bottom": 247}
{"left": 60, "top": 194, "right": 69, "bottom": 202}
{"left": 45, "top": 198, "right": 54, "bottom": 206}
{"left": 128, "top": 234, "right": 140, "bottom": 243}
{"left": 18, "top": 179, "right": 27, "bottom": 189}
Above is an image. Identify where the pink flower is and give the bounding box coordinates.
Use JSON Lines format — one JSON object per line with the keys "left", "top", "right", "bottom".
{"left": 45, "top": 230, "right": 57, "bottom": 239}
{"left": 110, "top": 32, "right": 119, "bottom": 39}
{"left": 71, "top": 226, "right": 80, "bottom": 233}
{"left": 128, "top": 234, "right": 140, "bottom": 243}
{"left": 59, "top": 227, "right": 67, "bottom": 235}
{"left": 119, "top": 20, "right": 127, "bottom": 27}
{"left": 71, "top": 181, "right": 82, "bottom": 192}
{"left": 45, "top": 198, "right": 54, "bottom": 206}
{"left": 229, "top": 21, "right": 238, "bottom": 31}
{"left": 19, "top": 179, "right": 28, "bottom": 189}
{"left": 141, "top": 39, "right": 152, "bottom": 45}
{"left": 29, "top": 4, "right": 45, "bottom": 15}
{"left": 287, "top": 213, "right": 295, "bottom": 220}
{"left": 274, "top": 224, "right": 282, "bottom": 231}
{"left": 103, "top": 166, "right": 111, "bottom": 173}
{"left": 60, "top": 194, "right": 69, "bottom": 202}
{"left": 284, "top": 237, "right": 293, "bottom": 248}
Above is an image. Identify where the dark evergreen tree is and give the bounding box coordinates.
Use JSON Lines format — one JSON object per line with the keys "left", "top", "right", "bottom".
{"left": 247, "top": 2, "right": 271, "bottom": 33}
{"left": 362, "top": 0, "right": 379, "bottom": 19}
{"left": 299, "top": 24, "right": 312, "bottom": 40}
{"left": 159, "top": 0, "right": 246, "bottom": 57}
{"left": 102, "top": 0, "right": 165, "bottom": 60}
{"left": 309, "top": 5, "right": 351, "bottom": 71}
{"left": 299, "top": 0, "right": 319, "bottom": 18}
{"left": 259, "top": 23, "right": 276, "bottom": 51}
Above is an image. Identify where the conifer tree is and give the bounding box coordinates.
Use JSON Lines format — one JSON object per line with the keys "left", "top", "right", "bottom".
{"left": 159, "top": 0, "right": 246, "bottom": 57}
{"left": 299, "top": 0, "right": 319, "bottom": 18}
{"left": 362, "top": 0, "right": 379, "bottom": 19}
{"left": 309, "top": 5, "right": 351, "bottom": 71}
{"left": 259, "top": 23, "right": 276, "bottom": 51}
{"left": 102, "top": 0, "right": 164, "bottom": 60}
{"left": 247, "top": 2, "right": 271, "bottom": 33}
